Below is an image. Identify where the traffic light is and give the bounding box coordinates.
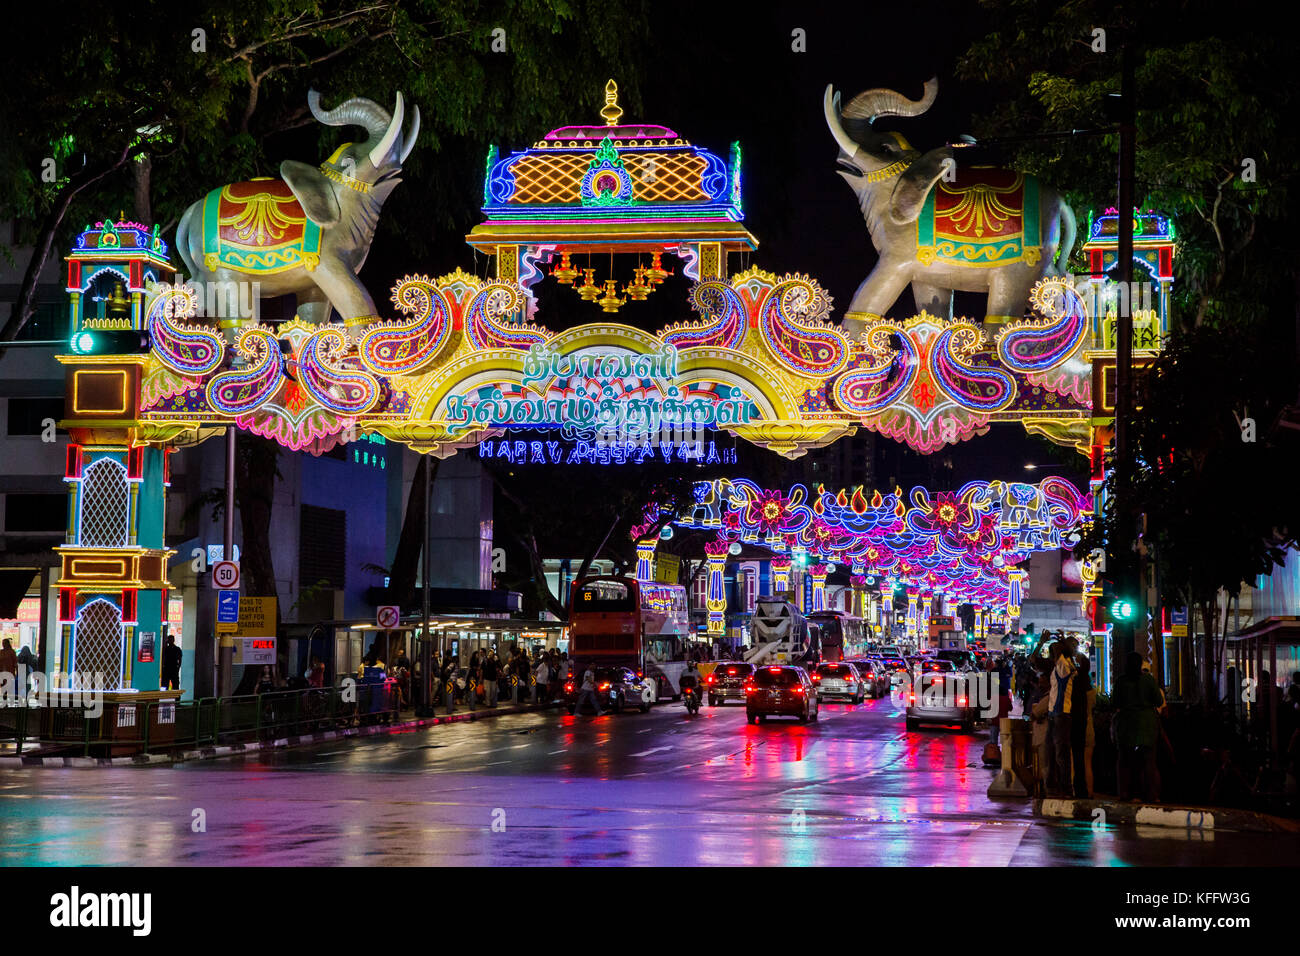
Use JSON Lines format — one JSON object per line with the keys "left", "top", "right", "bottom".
{"left": 1109, "top": 597, "right": 1136, "bottom": 621}
{"left": 70, "top": 328, "right": 151, "bottom": 355}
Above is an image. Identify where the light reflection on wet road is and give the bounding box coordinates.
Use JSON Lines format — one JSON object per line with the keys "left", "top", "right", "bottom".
{"left": 0, "top": 697, "right": 1279, "bottom": 865}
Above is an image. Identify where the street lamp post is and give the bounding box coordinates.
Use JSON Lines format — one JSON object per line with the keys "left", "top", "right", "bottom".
{"left": 1112, "top": 41, "right": 1141, "bottom": 672}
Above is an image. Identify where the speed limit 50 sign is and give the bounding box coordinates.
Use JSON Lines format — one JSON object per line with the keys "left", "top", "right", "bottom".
{"left": 211, "top": 560, "right": 240, "bottom": 590}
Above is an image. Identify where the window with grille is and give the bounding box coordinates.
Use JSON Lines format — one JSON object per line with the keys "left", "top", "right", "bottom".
{"left": 299, "top": 504, "right": 346, "bottom": 588}
{"left": 72, "top": 598, "right": 124, "bottom": 689}
{"left": 78, "top": 457, "right": 129, "bottom": 547}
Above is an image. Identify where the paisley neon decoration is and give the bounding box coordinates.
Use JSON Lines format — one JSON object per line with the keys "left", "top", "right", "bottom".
{"left": 833, "top": 323, "right": 918, "bottom": 415}
{"left": 663, "top": 279, "right": 748, "bottom": 350}
{"left": 464, "top": 282, "right": 548, "bottom": 351}
{"left": 207, "top": 326, "right": 284, "bottom": 415}
{"left": 146, "top": 282, "right": 225, "bottom": 376}
{"left": 676, "top": 477, "right": 1088, "bottom": 611}
{"left": 758, "top": 276, "right": 848, "bottom": 378}
{"left": 996, "top": 278, "right": 1089, "bottom": 373}
{"left": 297, "top": 326, "right": 381, "bottom": 414}
{"left": 358, "top": 274, "right": 453, "bottom": 375}
{"left": 930, "top": 325, "right": 1016, "bottom": 412}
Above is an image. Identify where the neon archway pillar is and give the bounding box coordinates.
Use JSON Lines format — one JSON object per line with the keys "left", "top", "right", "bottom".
{"left": 811, "top": 565, "right": 827, "bottom": 612}
{"left": 1007, "top": 568, "right": 1026, "bottom": 632}
{"left": 771, "top": 558, "right": 791, "bottom": 594}
{"left": 704, "top": 543, "right": 728, "bottom": 636}
{"left": 635, "top": 538, "right": 657, "bottom": 584}
{"left": 906, "top": 586, "right": 920, "bottom": 643}
{"left": 920, "top": 592, "right": 934, "bottom": 644}
{"left": 975, "top": 606, "right": 987, "bottom": 645}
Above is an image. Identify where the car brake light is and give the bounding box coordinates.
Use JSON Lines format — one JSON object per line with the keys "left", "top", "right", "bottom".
{"left": 599, "top": 682, "right": 611, "bottom": 691}
{"left": 727, "top": 667, "right": 737, "bottom": 676}
{"left": 767, "top": 667, "right": 781, "bottom": 673}
{"left": 793, "top": 686, "right": 805, "bottom": 695}
{"left": 706, "top": 675, "right": 715, "bottom": 684}
{"left": 811, "top": 673, "right": 821, "bottom": 680}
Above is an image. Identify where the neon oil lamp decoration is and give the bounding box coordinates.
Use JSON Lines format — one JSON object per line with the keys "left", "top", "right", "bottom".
{"left": 598, "top": 279, "right": 626, "bottom": 313}
{"left": 577, "top": 268, "right": 600, "bottom": 301}
{"left": 551, "top": 251, "right": 578, "bottom": 285}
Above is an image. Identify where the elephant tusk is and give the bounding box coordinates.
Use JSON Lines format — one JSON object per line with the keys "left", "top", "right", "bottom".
{"left": 399, "top": 105, "right": 420, "bottom": 165}
{"left": 368, "top": 92, "right": 405, "bottom": 168}
{"left": 823, "top": 85, "right": 859, "bottom": 159}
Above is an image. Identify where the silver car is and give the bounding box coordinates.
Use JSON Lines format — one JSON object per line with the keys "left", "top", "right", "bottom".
{"left": 813, "top": 662, "right": 865, "bottom": 704}
{"left": 904, "top": 662, "right": 978, "bottom": 731}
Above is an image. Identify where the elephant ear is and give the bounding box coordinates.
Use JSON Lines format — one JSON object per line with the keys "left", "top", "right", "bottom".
{"left": 281, "top": 160, "right": 341, "bottom": 228}
{"left": 888, "top": 147, "right": 954, "bottom": 226}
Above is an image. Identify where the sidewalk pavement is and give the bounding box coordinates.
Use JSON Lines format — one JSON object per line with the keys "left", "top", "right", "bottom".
{"left": 0, "top": 697, "right": 567, "bottom": 769}
{"left": 1034, "top": 796, "right": 1299, "bottom": 833}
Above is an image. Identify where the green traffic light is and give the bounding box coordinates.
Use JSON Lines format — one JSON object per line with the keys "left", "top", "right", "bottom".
{"left": 1110, "top": 598, "right": 1135, "bottom": 620}
{"left": 71, "top": 330, "right": 95, "bottom": 354}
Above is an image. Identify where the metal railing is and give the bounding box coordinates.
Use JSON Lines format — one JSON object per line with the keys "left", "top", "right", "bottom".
{"left": 0, "top": 680, "right": 399, "bottom": 759}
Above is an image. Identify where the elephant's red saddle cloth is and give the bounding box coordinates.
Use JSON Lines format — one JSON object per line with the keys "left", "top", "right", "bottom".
{"left": 200, "top": 178, "right": 322, "bottom": 274}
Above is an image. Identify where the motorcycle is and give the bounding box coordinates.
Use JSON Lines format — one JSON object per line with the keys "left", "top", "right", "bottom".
{"left": 682, "top": 683, "right": 701, "bottom": 715}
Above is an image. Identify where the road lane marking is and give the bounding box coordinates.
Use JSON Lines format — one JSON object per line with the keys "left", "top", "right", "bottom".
{"left": 547, "top": 750, "right": 567, "bottom": 755}
{"left": 630, "top": 746, "right": 673, "bottom": 758}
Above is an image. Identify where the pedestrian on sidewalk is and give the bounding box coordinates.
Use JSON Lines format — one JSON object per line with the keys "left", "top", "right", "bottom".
{"left": 549, "top": 651, "right": 563, "bottom": 703}
{"left": 1071, "top": 653, "right": 1095, "bottom": 798}
{"left": 1048, "top": 636, "right": 1079, "bottom": 797}
{"left": 0, "top": 639, "right": 17, "bottom": 697}
{"left": 1115, "top": 651, "right": 1161, "bottom": 803}
{"left": 534, "top": 655, "right": 550, "bottom": 705}
{"left": 483, "top": 651, "right": 499, "bottom": 707}
{"left": 442, "top": 659, "right": 458, "bottom": 713}
{"left": 160, "top": 634, "right": 183, "bottom": 691}
{"left": 574, "top": 662, "right": 604, "bottom": 717}
{"left": 1030, "top": 671, "right": 1051, "bottom": 797}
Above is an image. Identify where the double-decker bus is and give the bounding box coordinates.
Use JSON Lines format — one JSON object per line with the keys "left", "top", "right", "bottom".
{"left": 806, "top": 610, "right": 867, "bottom": 662}
{"left": 568, "top": 576, "right": 691, "bottom": 700}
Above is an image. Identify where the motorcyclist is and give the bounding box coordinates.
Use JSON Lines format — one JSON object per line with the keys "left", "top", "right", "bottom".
{"left": 680, "top": 660, "right": 702, "bottom": 710}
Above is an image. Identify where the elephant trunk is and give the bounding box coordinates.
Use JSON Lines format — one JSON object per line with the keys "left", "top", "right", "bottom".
{"left": 307, "top": 90, "right": 394, "bottom": 143}
{"left": 840, "top": 78, "right": 938, "bottom": 125}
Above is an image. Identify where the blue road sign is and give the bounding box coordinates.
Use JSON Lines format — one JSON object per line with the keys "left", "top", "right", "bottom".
{"left": 217, "top": 590, "right": 241, "bottom": 624}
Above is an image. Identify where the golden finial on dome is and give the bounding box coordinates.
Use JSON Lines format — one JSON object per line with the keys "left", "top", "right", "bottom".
{"left": 600, "top": 79, "right": 623, "bottom": 126}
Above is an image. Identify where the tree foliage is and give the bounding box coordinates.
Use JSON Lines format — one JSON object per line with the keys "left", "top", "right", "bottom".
{"left": 1, "top": 0, "right": 652, "bottom": 337}
{"left": 956, "top": 0, "right": 1300, "bottom": 328}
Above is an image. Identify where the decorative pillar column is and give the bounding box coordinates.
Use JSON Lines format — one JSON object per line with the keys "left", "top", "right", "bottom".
{"left": 905, "top": 585, "right": 920, "bottom": 644}
{"left": 920, "top": 590, "right": 934, "bottom": 646}
{"left": 810, "top": 564, "right": 827, "bottom": 612}
{"left": 635, "top": 537, "right": 657, "bottom": 584}
{"left": 1007, "top": 567, "right": 1026, "bottom": 634}
{"left": 771, "top": 558, "right": 791, "bottom": 595}
{"left": 704, "top": 540, "right": 729, "bottom": 636}
{"left": 850, "top": 574, "right": 868, "bottom": 618}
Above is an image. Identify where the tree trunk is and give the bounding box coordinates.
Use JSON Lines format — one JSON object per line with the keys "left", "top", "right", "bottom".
{"left": 1201, "top": 599, "right": 1218, "bottom": 706}
{"left": 132, "top": 154, "right": 152, "bottom": 226}
{"left": 386, "top": 454, "right": 435, "bottom": 608}
{"left": 1, "top": 145, "right": 132, "bottom": 341}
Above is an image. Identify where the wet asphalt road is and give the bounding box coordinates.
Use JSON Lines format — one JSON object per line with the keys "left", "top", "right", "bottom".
{"left": 0, "top": 694, "right": 1280, "bottom": 865}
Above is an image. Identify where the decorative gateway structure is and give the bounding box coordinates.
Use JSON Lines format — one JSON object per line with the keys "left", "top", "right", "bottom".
{"left": 53, "top": 80, "right": 1162, "bottom": 685}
